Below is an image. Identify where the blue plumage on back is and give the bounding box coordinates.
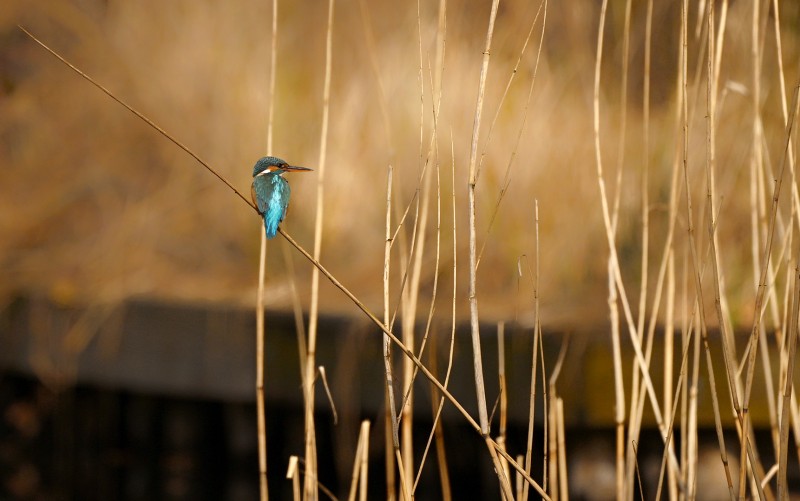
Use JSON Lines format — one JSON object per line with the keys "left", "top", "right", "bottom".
{"left": 253, "top": 173, "right": 290, "bottom": 238}
{"left": 250, "top": 156, "right": 312, "bottom": 239}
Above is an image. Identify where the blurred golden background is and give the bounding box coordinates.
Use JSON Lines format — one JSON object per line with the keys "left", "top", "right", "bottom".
{"left": 1, "top": 1, "right": 799, "bottom": 328}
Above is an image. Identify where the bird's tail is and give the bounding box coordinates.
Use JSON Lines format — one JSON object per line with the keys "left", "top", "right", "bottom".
{"left": 264, "top": 216, "right": 279, "bottom": 239}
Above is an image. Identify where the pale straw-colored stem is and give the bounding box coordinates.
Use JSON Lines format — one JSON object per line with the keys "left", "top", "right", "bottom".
{"left": 591, "top": 2, "right": 657, "bottom": 497}
{"left": 739, "top": 48, "right": 800, "bottom": 501}
{"left": 419, "top": 140, "right": 457, "bottom": 498}
{"left": 475, "top": 0, "right": 547, "bottom": 270}
{"left": 556, "top": 398, "right": 568, "bottom": 501}
{"left": 21, "top": 23, "right": 554, "bottom": 498}
{"left": 347, "top": 421, "right": 371, "bottom": 501}
{"left": 286, "top": 456, "right": 300, "bottom": 501}
{"left": 704, "top": 3, "right": 739, "bottom": 498}
{"left": 654, "top": 327, "right": 694, "bottom": 500}
{"left": 383, "top": 163, "right": 399, "bottom": 500}
{"left": 277, "top": 229, "right": 554, "bottom": 498}
{"left": 359, "top": 421, "right": 370, "bottom": 501}
{"left": 256, "top": 3, "right": 280, "bottom": 497}
{"left": 303, "top": 1, "right": 335, "bottom": 498}
{"left": 466, "top": 0, "right": 500, "bottom": 438}
{"left": 778, "top": 267, "right": 800, "bottom": 500}
{"left": 256, "top": 229, "right": 269, "bottom": 501}
{"left": 522, "top": 201, "right": 542, "bottom": 501}
{"left": 665, "top": 252, "right": 677, "bottom": 501}
{"left": 497, "top": 322, "right": 509, "bottom": 483}
{"left": 266, "top": 0, "right": 278, "bottom": 156}
{"left": 593, "top": 0, "right": 673, "bottom": 458}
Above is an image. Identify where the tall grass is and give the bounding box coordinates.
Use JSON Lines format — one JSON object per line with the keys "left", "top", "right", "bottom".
{"left": 10, "top": 0, "right": 800, "bottom": 499}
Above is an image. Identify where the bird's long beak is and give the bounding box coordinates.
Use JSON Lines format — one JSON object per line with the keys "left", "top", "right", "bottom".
{"left": 281, "top": 165, "right": 313, "bottom": 173}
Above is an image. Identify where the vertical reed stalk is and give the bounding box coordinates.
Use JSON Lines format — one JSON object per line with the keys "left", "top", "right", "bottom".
{"left": 255, "top": 2, "right": 280, "bottom": 497}
{"left": 272, "top": 198, "right": 552, "bottom": 497}
{"left": 303, "top": 1, "right": 335, "bottom": 498}
{"left": 359, "top": 422, "right": 370, "bottom": 501}
{"left": 771, "top": 0, "right": 800, "bottom": 220}
{"left": 626, "top": 4, "right": 653, "bottom": 498}
{"left": 778, "top": 266, "right": 800, "bottom": 500}
{"left": 665, "top": 251, "right": 677, "bottom": 501}
{"left": 287, "top": 456, "right": 300, "bottom": 501}
{"left": 416, "top": 140, "right": 456, "bottom": 498}
{"left": 771, "top": 0, "right": 800, "bottom": 471}
{"left": 20, "top": 24, "right": 558, "bottom": 499}
{"left": 593, "top": 0, "right": 675, "bottom": 468}
{"left": 347, "top": 420, "right": 371, "bottom": 501}
{"left": 654, "top": 328, "right": 694, "bottom": 501}
{"left": 686, "top": 314, "right": 700, "bottom": 501}
{"left": 411, "top": 140, "right": 444, "bottom": 496}
{"left": 497, "top": 322, "right": 509, "bottom": 483}
{"left": 466, "top": 0, "right": 499, "bottom": 437}
{"left": 678, "top": 0, "right": 701, "bottom": 335}
{"left": 548, "top": 400, "right": 558, "bottom": 500}
{"left": 704, "top": 4, "right": 739, "bottom": 498}
{"left": 383, "top": 164, "right": 399, "bottom": 501}
{"left": 608, "top": 257, "right": 625, "bottom": 501}
{"left": 362, "top": 0, "right": 399, "bottom": 495}
{"left": 625, "top": 0, "right": 649, "bottom": 489}
{"left": 738, "top": 0, "right": 766, "bottom": 494}
{"left": 678, "top": 251, "right": 688, "bottom": 501}
{"left": 465, "top": 0, "right": 513, "bottom": 496}
{"left": 556, "top": 398, "right": 568, "bottom": 501}
{"left": 256, "top": 230, "right": 269, "bottom": 501}
{"left": 433, "top": 141, "right": 459, "bottom": 499}
{"left": 523, "top": 201, "right": 542, "bottom": 501}
{"left": 266, "top": 0, "right": 278, "bottom": 156}
{"left": 629, "top": 2, "right": 689, "bottom": 494}
{"left": 740, "top": 33, "right": 800, "bottom": 501}
{"left": 592, "top": 2, "right": 626, "bottom": 498}
{"left": 548, "top": 338, "right": 567, "bottom": 500}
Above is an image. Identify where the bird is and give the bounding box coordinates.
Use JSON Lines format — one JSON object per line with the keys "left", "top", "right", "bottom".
{"left": 250, "top": 156, "right": 313, "bottom": 239}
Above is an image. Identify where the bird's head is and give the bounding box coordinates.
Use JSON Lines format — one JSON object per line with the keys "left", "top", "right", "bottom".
{"left": 252, "top": 156, "right": 313, "bottom": 177}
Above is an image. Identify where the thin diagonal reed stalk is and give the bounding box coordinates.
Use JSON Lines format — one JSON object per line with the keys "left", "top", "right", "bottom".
{"left": 740, "top": 52, "right": 800, "bottom": 501}
{"left": 410, "top": 117, "right": 444, "bottom": 497}
{"left": 415, "top": 136, "right": 456, "bottom": 499}
{"left": 592, "top": 0, "right": 674, "bottom": 461}
{"left": 21, "top": 25, "right": 555, "bottom": 499}
{"left": 476, "top": 0, "right": 547, "bottom": 271}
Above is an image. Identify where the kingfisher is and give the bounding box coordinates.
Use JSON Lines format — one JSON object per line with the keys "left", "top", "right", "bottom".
{"left": 251, "top": 156, "right": 313, "bottom": 239}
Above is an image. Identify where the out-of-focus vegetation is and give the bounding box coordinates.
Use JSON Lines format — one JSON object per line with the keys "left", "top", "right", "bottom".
{"left": 1, "top": 0, "right": 799, "bottom": 329}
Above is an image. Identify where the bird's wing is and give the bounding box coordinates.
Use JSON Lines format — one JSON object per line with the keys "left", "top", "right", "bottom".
{"left": 251, "top": 177, "right": 270, "bottom": 214}
{"left": 279, "top": 181, "right": 291, "bottom": 222}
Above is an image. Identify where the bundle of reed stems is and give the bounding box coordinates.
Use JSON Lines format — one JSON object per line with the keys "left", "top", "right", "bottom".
{"left": 16, "top": 0, "right": 800, "bottom": 498}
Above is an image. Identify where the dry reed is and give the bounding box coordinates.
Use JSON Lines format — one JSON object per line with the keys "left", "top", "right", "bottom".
{"left": 16, "top": 1, "right": 800, "bottom": 499}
